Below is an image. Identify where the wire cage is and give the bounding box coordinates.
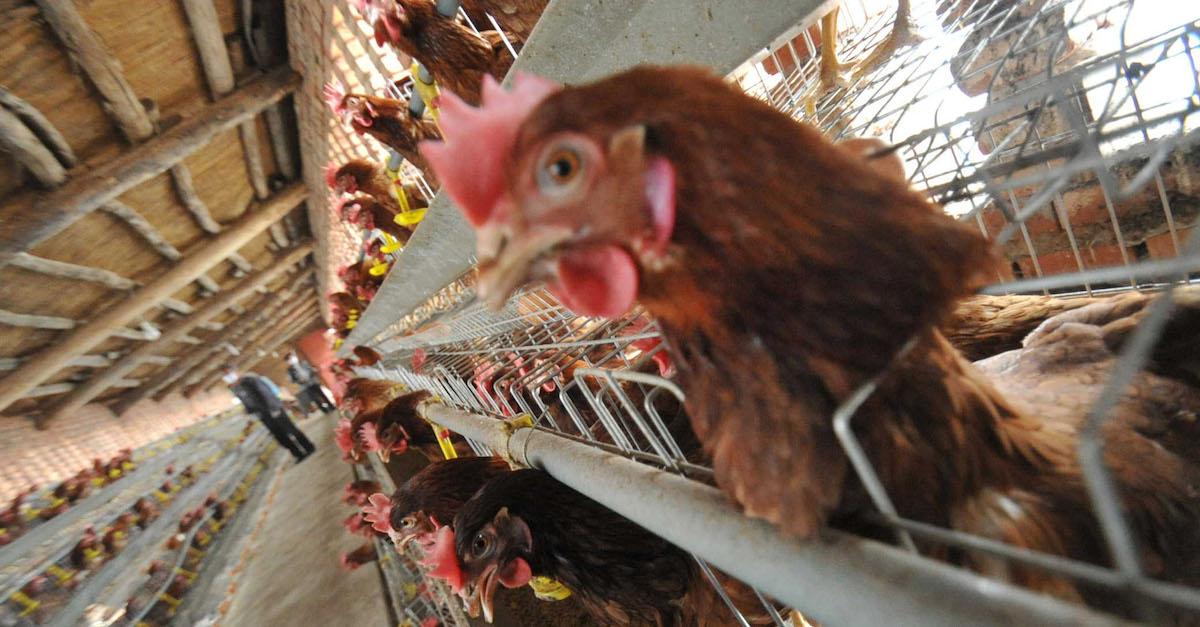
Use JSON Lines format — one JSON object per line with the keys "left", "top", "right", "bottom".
{"left": 336, "top": 0, "right": 1200, "bottom": 624}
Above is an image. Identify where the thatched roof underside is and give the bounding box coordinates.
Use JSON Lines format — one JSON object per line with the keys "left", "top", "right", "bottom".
{"left": 0, "top": 0, "right": 334, "bottom": 425}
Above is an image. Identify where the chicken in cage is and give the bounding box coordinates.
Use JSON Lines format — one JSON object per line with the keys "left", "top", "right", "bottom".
{"left": 325, "top": 0, "right": 1200, "bottom": 625}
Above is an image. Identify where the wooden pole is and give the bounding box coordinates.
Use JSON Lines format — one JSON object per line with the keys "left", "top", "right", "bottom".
{"left": 0, "top": 105, "right": 67, "bottom": 187}
{"left": 33, "top": 0, "right": 155, "bottom": 142}
{"left": 241, "top": 316, "right": 320, "bottom": 373}
{"left": 38, "top": 244, "right": 313, "bottom": 427}
{"left": 145, "top": 276, "right": 315, "bottom": 404}
{"left": 186, "top": 299, "right": 315, "bottom": 395}
{"left": 0, "top": 86, "right": 77, "bottom": 168}
{"left": 0, "top": 67, "right": 300, "bottom": 261}
{"left": 182, "top": 0, "right": 271, "bottom": 199}
{"left": 117, "top": 289, "right": 291, "bottom": 412}
{"left": 0, "top": 183, "right": 307, "bottom": 415}
{"left": 7, "top": 252, "right": 138, "bottom": 290}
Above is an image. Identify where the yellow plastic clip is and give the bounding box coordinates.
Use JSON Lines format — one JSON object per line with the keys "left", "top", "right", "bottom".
{"left": 174, "top": 567, "right": 197, "bottom": 582}
{"left": 187, "top": 547, "right": 205, "bottom": 559}
{"left": 368, "top": 261, "right": 390, "bottom": 276}
{"left": 158, "top": 592, "right": 181, "bottom": 610}
{"left": 402, "top": 582, "right": 418, "bottom": 601}
{"left": 429, "top": 423, "right": 458, "bottom": 460}
{"left": 10, "top": 591, "right": 40, "bottom": 617}
{"left": 83, "top": 547, "right": 103, "bottom": 562}
{"left": 108, "top": 469, "right": 121, "bottom": 479}
{"left": 90, "top": 477, "right": 106, "bottom": 487}
{"left": 46, "top": 564, "right": 75, "bottom": 584}
{"left": 378, "top": 232, "right": 402, "bottom": 254}
{"left": 333, "top": 338, "right": 344, "bottom": 350}
{"left": 393, "top": 207, "right": 427, "bottom": 227}
{"left": 528, "top": 576, "right": 572, "bottom": 601}
{"left": 410, "top": 61, "right": 440, "bottom": 123}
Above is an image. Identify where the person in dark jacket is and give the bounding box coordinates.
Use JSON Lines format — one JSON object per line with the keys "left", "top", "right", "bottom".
{"left": 223, "top": 366, "right": 316, "bottom": 461}
{"left": 286, "top": 352, "right": 334, "bottom": 414}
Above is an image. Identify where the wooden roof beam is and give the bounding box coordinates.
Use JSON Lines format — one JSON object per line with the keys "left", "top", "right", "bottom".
{"left": 182, "top": 0, "right": 270, "bottom": 199}
{"left": 115, "top": 287, "right": 292, "bottom": 411}
{"left": 0, "top": 355, "right": 111, "bottom": 371}
{"left": 39, "top": 243, "right": 312, "bottom": 426}
{"left": 186, "top": 300, "right": 317, "bottom": 396}
{"left": 7, "top": 252, "right": 138, "bottom": 290}
{"left": 0, "top": 183, "right": 307, "bottom": 416}
{"left": 183, "top": 296, "right": 315, "bottom": 393}
{"left": 32, "top": 0, "right": 155, "bottom": 142}
{"left": 144, "top": 276, "right": 314, "bottom": 402}
{"left": 0, "top": 86, "right": 77, "bottom": 169}
{"left": 240, "top": 315, "right": 321, "bottom": 374}
{"left": 0, "top": 103, "right": 67, "bottom": 187}
{"left": 0, "top": 67, "right": 299, "bottom": 261}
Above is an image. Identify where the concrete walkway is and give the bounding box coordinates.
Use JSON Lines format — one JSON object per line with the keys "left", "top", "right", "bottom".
{"left": 220, "top": 415, "right": 388, "bottom": 626}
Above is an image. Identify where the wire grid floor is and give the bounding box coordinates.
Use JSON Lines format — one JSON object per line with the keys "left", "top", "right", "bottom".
{"left": 345, "top": 0, "right": 1200, "bottom": 623}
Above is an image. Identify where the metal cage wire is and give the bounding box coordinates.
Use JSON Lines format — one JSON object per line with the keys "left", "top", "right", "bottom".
{"left": 342, "top": 0, "right": 1200, "bottom": 624}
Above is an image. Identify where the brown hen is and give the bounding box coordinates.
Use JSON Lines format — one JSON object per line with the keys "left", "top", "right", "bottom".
{"left": 422, "top": 65, "right": 1200, "bottom": 614}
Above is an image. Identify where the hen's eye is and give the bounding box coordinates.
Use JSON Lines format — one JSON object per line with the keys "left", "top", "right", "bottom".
{"left": 400, "top": 517, "right": 414, "bottom": 529}
{"left": 537, "top": 147, "right": 583, "bottom": 191}
{"left": 472, "top": 532, "right": 491, "bottom": 555}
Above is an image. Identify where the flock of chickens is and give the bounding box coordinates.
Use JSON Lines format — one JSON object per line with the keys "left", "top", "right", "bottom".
{"left": 317, "top": 0, "right": 1200, "bottom": 625}
{"left": 0, "top": 449, "right": 134, "bottom": 547}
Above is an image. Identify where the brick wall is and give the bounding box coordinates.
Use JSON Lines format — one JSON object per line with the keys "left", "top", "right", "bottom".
{"left": 0, "top": 389, "right": 235, "bottom": 502}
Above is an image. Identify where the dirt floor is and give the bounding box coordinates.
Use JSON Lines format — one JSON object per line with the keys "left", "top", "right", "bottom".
{"left": 220, "top": 414, "right": 388, "bottom": 626}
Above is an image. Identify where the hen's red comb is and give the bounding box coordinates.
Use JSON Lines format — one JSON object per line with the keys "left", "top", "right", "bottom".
{"left": 324, "top": 81, "right": 347, "bottom": 114}
{"left": 421, "top": 526, "right": 465, "bottom": 592}
{"left": 419, "top": 73, "right": 560, "bottom": 227}
{"left": 360, "top": 422, "right": 382, "bottom": 452}
{"left": 363, "top": 493, "right": 393, "bottom": 533}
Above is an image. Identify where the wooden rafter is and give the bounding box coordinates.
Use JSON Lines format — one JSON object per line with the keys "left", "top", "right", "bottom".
{"left": 167, "top": 164, "right": 222, "bottom": 234}
{"left": 26, "top": 378, "right": 141, "bottom": 401}
{"left": 7, "top": 252, "right": 138, "bottom": 290}
{"left": 117, "top": 296, "right": 274, "bottom": 410}
{"left": 32, "top": 0, "right": 155, "bottom": 142}
{"left": 39, "top": 244, "right": 313, "bottom": 426}
{"left": 0, "top": 310, "right": 75, "bottom": 330}
{"left": 0, "top": 355, "right": 111, "bottom": 371}
{"left": 139, "top": 279, "right": 312, "bottom": 405}
{"left": 182, "top": 0, "right": 271, "bottom": 199}
{"left": 0, "top": 103, "right": 66, "bottom": 187}
{"left": 0, "top": 67, "right": 299, "bottom": 261}
{"left": 186, "top": 300, "right": 317, "bottom": 396}
{"left": 263, "top": 104, "right": 297, "bottom": 179}
{"left": 0, "top": 183, "right": 307, "bottom": 415}
{"left": 0, "top": 86, "right": 77, "bottom": 169}
{"left": 103, "top": 202, "right": 183, "bottom": 260}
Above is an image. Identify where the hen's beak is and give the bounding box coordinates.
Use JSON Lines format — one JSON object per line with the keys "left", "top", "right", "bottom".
{"left": 476, "top": 225, "right": 574, "bottom": 311}
{"left": 461, "top": 564, "right": 500, "bottom": 623}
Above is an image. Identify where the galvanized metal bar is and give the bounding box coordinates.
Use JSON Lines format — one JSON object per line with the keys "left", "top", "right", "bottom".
{"left": 420, "top": 404, "right": 1120, "bottom": 627}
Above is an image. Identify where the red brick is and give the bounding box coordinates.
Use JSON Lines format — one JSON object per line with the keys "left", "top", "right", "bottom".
{"left": 1145, "top": 227, "right": 1195, "bottom": 259}
{"left": 1016, "top": 243, "right": 1130, "bottom": 277}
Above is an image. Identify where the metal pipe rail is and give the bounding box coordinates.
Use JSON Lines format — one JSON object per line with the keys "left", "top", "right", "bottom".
{"left": 420, "top": 403, "right": 1120, "bottom": 627}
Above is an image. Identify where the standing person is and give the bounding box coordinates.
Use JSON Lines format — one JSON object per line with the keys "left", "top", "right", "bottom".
{"left": 287, "top": 352, "right": 335, "bottom": 413}
{"left": 223, "top": 366, "right": 316, "bottom": 462}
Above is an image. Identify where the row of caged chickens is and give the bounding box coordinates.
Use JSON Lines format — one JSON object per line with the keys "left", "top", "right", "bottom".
{"left": 320, "top": 2, "right": 1199, "bottom": 623}
{"left": 332, "top": 381, "right": 753, "bottom": 626}
{"left": 0, "top": 449, "right": 135, "bottom": 546}
{"left": 324, "top": 0, "right": 550, "bottom": 344}
{"left": 400, "top": 61, "right": 1200, "bottom": 623}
